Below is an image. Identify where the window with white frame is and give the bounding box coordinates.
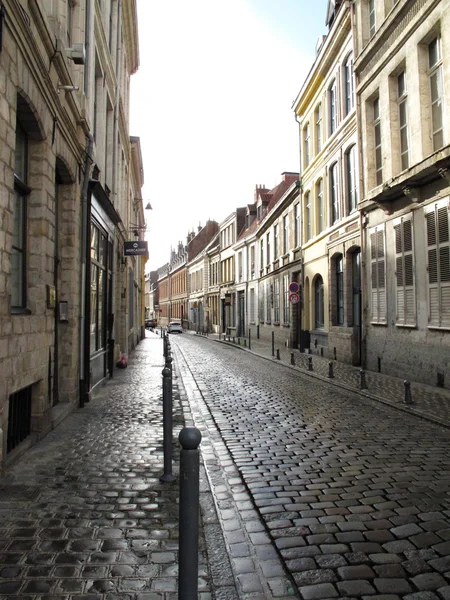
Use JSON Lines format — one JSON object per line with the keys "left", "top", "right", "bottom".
{"left": 315, "top": 103, "right": 322, "bottom": 153}
{"left": 336, "top": 254, "right": 344, "bottom": 326}
{"left": 317, "top": 178, "right": 324, "bottom": 233}
{"left": 394, "top": 217, "right": 415, "bottom": 326}
{"left": 369, "top": 0, "right": 376, "bottom": 38}
{"left": 260, "top": 239, "right": 264, "bottom": 271}
{"left": 330, "top": 163, "right": 340, "bottom": 224}
{"left": 305, "top": 191, "right": 312, "bottom": 241}
{"left": 283, "top": 274, "right": 290, "bottom": 324}
{"left": 428, "top": 36, "right": 444, "bottom": 151}
{"left": 373, "top": 97, "right": 382, "bottom": 186}
{"left": 250, "top": 245, "right": 255, "bottom": 277}
{"left": 329, "top": 79, "right": 337, "bottom": 135}
{"left": 238, "top": 251, "right": 243, "bottom": 281}
{"left": 346, "top": 145, "right": 358, "bottom": 213}
{"left": 266, "top": 281, "right": 271, "bottom": 323}
{"left": 273, "top": 224, "right": 279, "bottom": 260}
{"left": 294, "top": 203, "right": 300, "bottom": 247}
{"left": 314, "top": 276, "right": 325, "bottom": 329}
{"left": 259, "top": 282, "right": 265, "bottom": 321}
{"left": 274, "top": 278, "right": 280, "bottom": 323}
{"left": 304, "top": 122, "right": 310, "bottom": 167}
{"left": 250, "top": 287, "right": 255, "bottom": 323}
{"left": 370, "top": 226, "right": 387, "bottom": 323}
{"left": 283, "top": 214, "right": 288, "bottom": 255}
{"left": 344, "top": 54, "right": 355, "bottom": 115}
{"left": 266, "top": 232, "right": 270, "bottom": 266}
{"left": 426, "top": 200, "right": 450, "bottom": 328}
{"left": 397, "top": 71, "right": 409, "bottom": 170}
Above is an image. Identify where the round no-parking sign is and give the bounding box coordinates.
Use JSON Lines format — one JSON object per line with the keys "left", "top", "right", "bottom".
{"left": 289, "top": 282, "right": 299, "bottom": 293}
{"left": 289, "top": 292, "right": 300, "bottom": 304}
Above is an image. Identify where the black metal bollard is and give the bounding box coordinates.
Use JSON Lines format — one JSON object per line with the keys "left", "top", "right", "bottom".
{"left": 308, "top": 356, "right": 313, "bottom": 371}
{"left": 257, "top": 325, "right": 260, "bottom": 339}
{"left": 404, "top": 380, "right": 413, "bottom": 404}
{"left": 160, "top": 366, "right": 175, "bottom": 482}
{"left": 360, "top": 369, "right": 367, "bottom": 390}
{"left": 272, "top": 331, "right": 275, "bottom": 357}
{"left": 333, "top": 347, "right": 337, "bottom": 361}
{"left": 328, "top": 362, "right": 334, "bottom": 378}
{"left": 248, "top": 328, "right": 251, "bottom": 350}
{"left": 291, "top": 352, "right": 295, "bottom": 366}
{"left": 178, "top": 427, "right": 202, "bottom": 600}
{"left": 161, "top": 327, "right": 163, "bottom": 339}
{"left": 276, "top": 348, "right": 280, "bottom": 360}
{"left": 244, "top": 339, "right": 247, "bottom": 347}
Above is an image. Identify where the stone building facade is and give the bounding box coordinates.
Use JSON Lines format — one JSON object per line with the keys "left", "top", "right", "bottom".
{"left": 354, "top": 0, "right": 450, "bottom": 386}
{"left": 0, "top": 0, "right": 143, "bottom": 469}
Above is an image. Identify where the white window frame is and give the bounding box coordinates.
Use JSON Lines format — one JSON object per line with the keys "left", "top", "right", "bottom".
{"left": 425, "top": 199, "right": 450, "bottom": 328}
{"left": 428, "top": 36, "right": 445, "bottom": 151}
{"left": 370, "top": 225, "right": 387, "bottom": 324}
{"left": 397, "top": 71, "right": 409, "bottom": 170}
{"left": 394, "top": 216, "right": 416, "bottom": 326}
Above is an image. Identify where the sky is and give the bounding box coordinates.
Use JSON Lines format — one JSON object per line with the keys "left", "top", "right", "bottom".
{"left": 130, "top": 0, "right": 329, "bottom": 271}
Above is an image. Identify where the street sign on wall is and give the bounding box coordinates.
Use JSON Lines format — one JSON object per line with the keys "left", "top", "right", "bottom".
{"left": 289, "top": 282, "right": 299, "bottom": 293}
{"left": 124, "top": 241, "right": 148, "bottom": 256}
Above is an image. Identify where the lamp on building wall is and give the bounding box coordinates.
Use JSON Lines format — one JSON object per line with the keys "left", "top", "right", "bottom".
{"left": 145, "top": 202, "right": 152, "bottom": 210}
{"left": 402, "top": 186, "right": 419, "bottom": 203}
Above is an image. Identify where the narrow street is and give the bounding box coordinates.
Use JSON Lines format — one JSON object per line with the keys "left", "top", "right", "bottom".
{"left": 173, "top": 332, "right": 450, "bottom": 599}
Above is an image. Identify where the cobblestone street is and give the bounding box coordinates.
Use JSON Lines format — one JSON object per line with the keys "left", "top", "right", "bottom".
{"left": 174, "top": 331, "right": 450, "bottom": 600}
{"left": 0, "top": 330, "right": 450, "bottom": 599}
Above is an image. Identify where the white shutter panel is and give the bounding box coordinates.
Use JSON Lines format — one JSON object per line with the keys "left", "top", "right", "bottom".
{"left": 426, "top": 203, "right": 450, "bottom": 328}
{"left": 370, "top": 227, "right": 386, "bottom": 323}
{"left": 395, "top": 219, "right": 415, "bottom": 326}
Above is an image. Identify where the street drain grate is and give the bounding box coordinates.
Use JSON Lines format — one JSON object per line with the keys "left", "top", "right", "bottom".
{"left": 0, "top": 485, "right": 41, "bottom": 503}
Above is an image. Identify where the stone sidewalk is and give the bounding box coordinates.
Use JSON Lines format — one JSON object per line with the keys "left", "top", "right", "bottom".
{"left": 190, "top": 330, "right": 450, "bottom": 430}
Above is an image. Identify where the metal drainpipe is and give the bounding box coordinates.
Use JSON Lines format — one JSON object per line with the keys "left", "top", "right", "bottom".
{"left": 79, "top": 134, "right": 94, "bottom": 407}
{"left": 349, "top": 0, "right": 366, "bottom": 368}
{"left": 294, "top": 112, "right": 303, "bottom": 350}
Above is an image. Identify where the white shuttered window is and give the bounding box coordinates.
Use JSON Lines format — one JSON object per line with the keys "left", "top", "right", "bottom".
{"left": 394, "top": 218, "right": 415, "bottom": 326}
{"left": 426, "top": 201, "right": 450, "bottom": 328}
{"left": 370, "top": 226, "right": 387, "bottom": 323}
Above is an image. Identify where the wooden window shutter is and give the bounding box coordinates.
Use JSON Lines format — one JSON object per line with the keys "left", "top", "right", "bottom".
{"left": 394, "top": 218, "right": 415, "bottom": 325}
{"left": 370, "top": 227, "right": 386, "bottom": 323}
{"left": 426, "top": 203, "right": 450, "bottom": 327}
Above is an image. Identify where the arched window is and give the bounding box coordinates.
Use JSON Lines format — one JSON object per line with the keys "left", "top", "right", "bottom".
{"left": 305, "top": 191, "right": 311, "bottom": 241}
{"left": 329, "top": 79, "right": 337, "bottom": 135}
{"left": 314, "top": 276, "right": 324, "bottom": 329}
{"left": 336, "top": 255, "right": 344, "bottom": 325}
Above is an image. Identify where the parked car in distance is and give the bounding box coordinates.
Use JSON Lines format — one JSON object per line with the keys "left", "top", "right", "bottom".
{"left": 167, "top": 321, "right": 183, "bottom": 334}
{"left": 145, "top": 318, "right": 157, "bottom": 329}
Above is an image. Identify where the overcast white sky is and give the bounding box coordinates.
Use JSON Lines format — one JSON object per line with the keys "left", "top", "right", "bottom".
{"left": 130, "top": 0, "right": 329, "bottom": 271}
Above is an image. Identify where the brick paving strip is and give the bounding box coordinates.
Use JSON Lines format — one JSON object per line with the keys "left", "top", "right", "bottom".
{"left": 0, "top": 334, "right": 234, "bottom": 600}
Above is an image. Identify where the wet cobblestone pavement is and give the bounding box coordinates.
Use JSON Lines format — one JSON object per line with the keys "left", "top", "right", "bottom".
{"left": 173, "top": 331, "right": 450, "bottom": 599}
{"left": 1, "top": 328, "right": 450, "bottom": 599}
{"left": 0, "top": 333, "right": 235, "bottom": 599}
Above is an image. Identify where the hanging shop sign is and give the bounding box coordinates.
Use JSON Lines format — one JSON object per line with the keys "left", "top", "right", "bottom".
{"left": 124, "top": 241, "right": 148, "bottom": 256}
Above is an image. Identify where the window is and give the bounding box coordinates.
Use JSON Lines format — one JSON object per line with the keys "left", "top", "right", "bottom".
{"left": 330, "top": 163, "right": 340, "bottom": 224}
{"left": 315, "top": 103, "right": 322, "bottom": 153}
{"left": 91, "top": 221, "right": 108, "bottom": 352}
{"left": 344, "top": 54, "right": 354, "bottom": 115}
{"left": 250, "top": 288, "right": 255, "bottom": 322}
{"left": 397, "top": 71, "right": 409, "bottom": 170}
{"left": 317, "top": 178, "right": 324, "bottom": 233}
{"left": 266, "top": 233, "right": 270, "bottom": 266}
{"left": 259, "top": 282, "right": 265, "bottom": 321}
{"left": 428, "top": 36, "right": 444, "bottom": 151}
{"left": 370, "top": 226, "right": 386, "bottom": 323}
{"left": 305, "top": 191, "right": 312, "bottom": 241}
{"left": 426, "top": 201, "right": 450, "bottom": 328}
{"left": 266, "top": 282, "right": 271, "bottom": 323}
{"left": 329, "top": 80, "right": 337, "bottom": 134}
{"left": 238, "top": 252, "right": 243, "bottom": 281}
{"left": 369, "top": 0, "right": 376, "bottom": 38}
{"left": 336, "top": 255, "right": 344, "bottom": 325}
{"left": 314, "top": 276, "right": 324, "bottom": 329}
{"left": 304, "top": 122, "right": 310, "bottom": 167}
{"left": 373, "top": 97, "right": 382, "bottom": 186}
{"left": 394, "top": 217, "right": 415, "bottom": 326}
{"left": 12, "top": 122, "right": 29, "bottom": 310}
{"left": 283, "top": 274, "right": 290, "bottom": 324}
{"left": 346, "top": 145, "right": 358, "bottom": 213}
{"left": 283, "top": 215, "right": 288, "bottom": 255}
{"left": 273, "top": 224, "right": 279, "bottom": 260}
{"left": 294, "top": 203, "right": 300, "bottom": 247}
{"left": 274, "top": 279, "right": 280, "bottom": 323}
{"left": 250, "top": 245, "right": 255, "bottom": 277}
